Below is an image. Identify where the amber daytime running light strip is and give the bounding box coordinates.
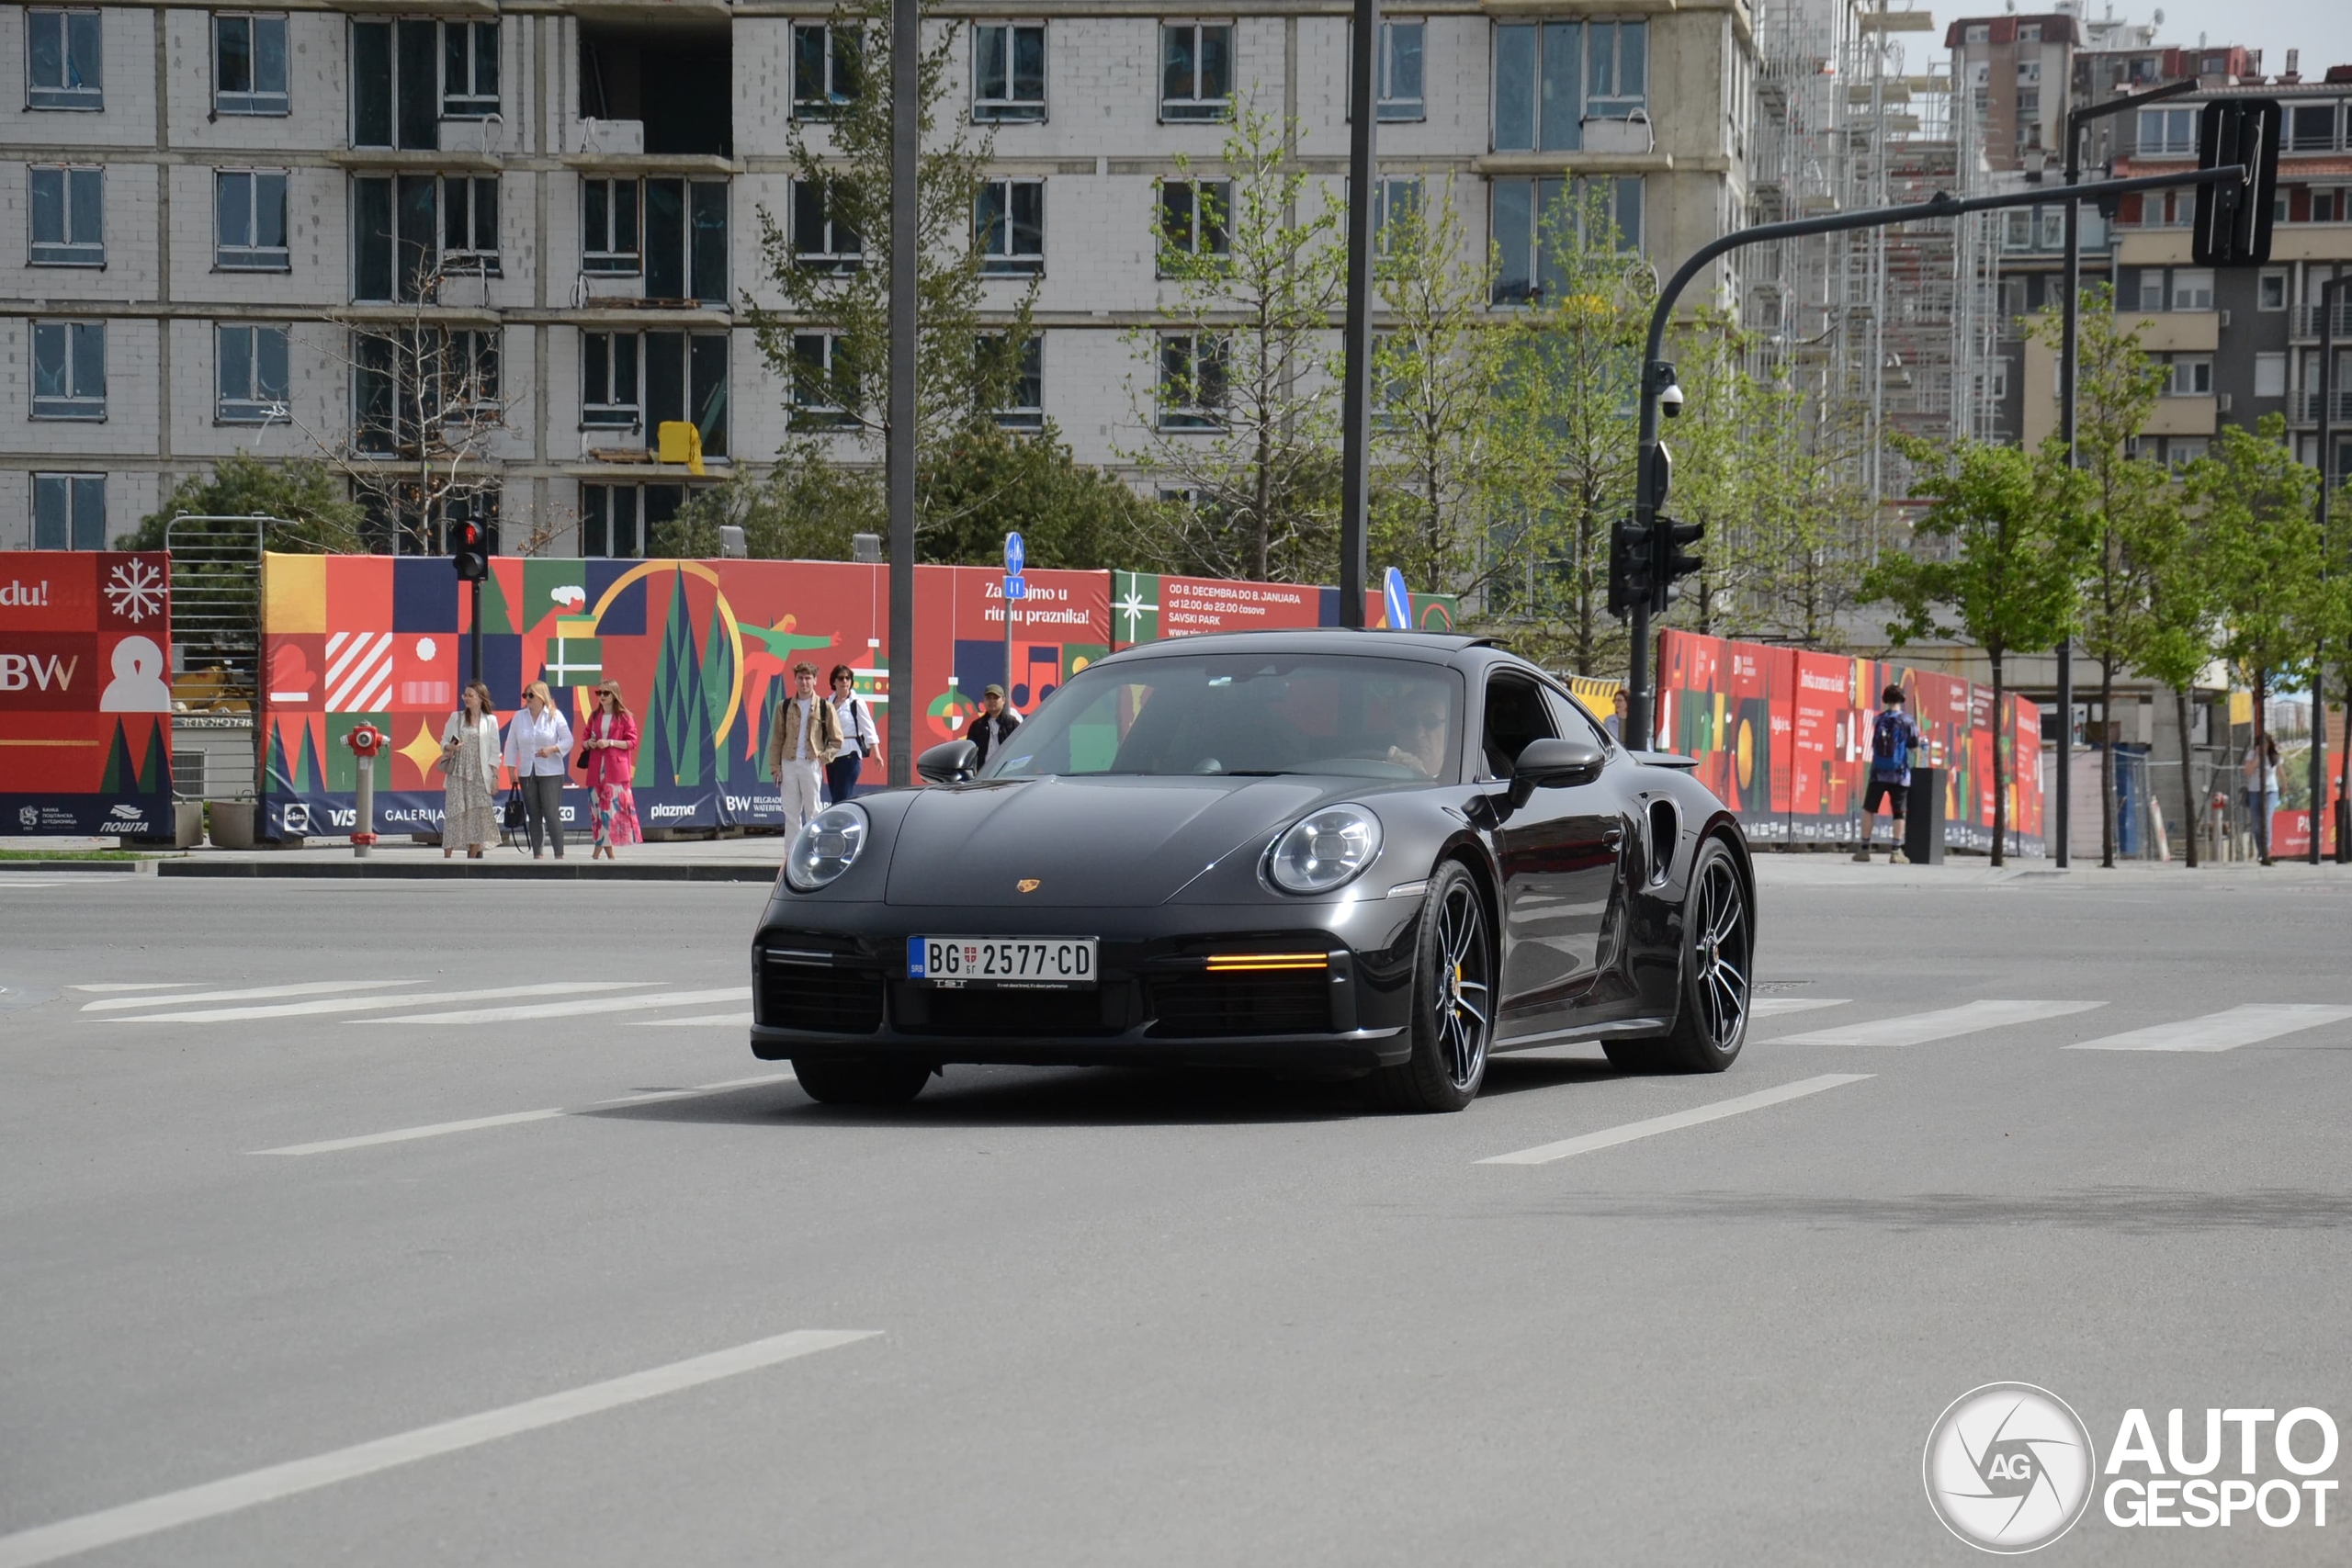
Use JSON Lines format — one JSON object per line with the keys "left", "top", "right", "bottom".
{"left": 1204, "top": 954, "right": 1331, "bottom": 973}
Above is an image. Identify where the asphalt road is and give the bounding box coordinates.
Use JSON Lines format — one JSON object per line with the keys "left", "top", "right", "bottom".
{"left": 2, "top": 861, "right": 2347, "bottom": 1565}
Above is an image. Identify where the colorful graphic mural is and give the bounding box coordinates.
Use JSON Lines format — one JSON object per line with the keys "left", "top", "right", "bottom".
{"left": 1655, "top": 628, "right": 2045, "bottom": 855}
{"left": 258, "top": 555, "right": 1109, "bottom": 839}
{"left": 1110, "top": 571, "right": 1457, "bottom": 647}
{"left": 1, "top": 551, "right": 175, "bottom": 836}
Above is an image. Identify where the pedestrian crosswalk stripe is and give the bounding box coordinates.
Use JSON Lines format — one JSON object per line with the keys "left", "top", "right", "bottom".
{"left": 1751, "top": 997, "right": 1852, "bottom": 1018}
{"left": 252, "top": 1071, "right": 797, "bottom": 1155}
{"left": 2065, "top": 1002, "right": 2352, "bottom": 1053}
{"left": 71, "top": 983, "right": 205, "bottom": 993}
{"left": 1479, "top": 1073, "right": 1875, "bottom": 1166}
{"left": 81, "top": 979, "right": 415, "bottom": 1013}
{"left": 1774, "top": 998, "right": 2105, "bottom": 1047}
{"left": 117, "top": 982, "right": 654, "bottom": 1024}
{"left": 355, "top": 987, "right": 751, "bottom": 1026}
{"left": 631, "top": 1012, "right": 755, "bottom": 1028}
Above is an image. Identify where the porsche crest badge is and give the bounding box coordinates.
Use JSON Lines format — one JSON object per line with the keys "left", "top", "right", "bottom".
{"left": 1016, "top": 878, "right": 1042, "bottom": 893}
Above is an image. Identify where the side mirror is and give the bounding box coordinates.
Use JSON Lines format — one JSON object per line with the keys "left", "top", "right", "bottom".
{"left": 1515, "top": 736, "right": 1605, "bottom": 790}
{"left": 916, "top": 739, "right": 978, "bottom": 784}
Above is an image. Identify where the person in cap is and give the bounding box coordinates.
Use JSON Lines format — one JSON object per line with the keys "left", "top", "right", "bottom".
{"left": 965, "top": 682, "right": 1022, "bottom": 769}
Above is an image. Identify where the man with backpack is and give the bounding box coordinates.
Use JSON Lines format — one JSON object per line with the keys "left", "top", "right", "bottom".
{"left": 1856, "top": 683, "right": 1920, "bottom": 864}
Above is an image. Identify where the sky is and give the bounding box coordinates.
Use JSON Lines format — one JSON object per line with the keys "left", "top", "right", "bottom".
{"left": 2110, "top": 0, "right": 2352, "bottom": 77}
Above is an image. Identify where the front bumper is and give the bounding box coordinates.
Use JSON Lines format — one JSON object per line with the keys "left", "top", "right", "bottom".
{"left": 750, "top": 895, "right": 1424, "bottom": 1068}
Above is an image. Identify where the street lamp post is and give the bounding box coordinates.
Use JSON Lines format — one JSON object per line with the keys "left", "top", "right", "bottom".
{"left": 1623, "top": 163, "right": 2249, "bottom": 755}
{"left": 885, "top": 0, "right": 919, "bottom": 786}
{"left": 1336, "top": 0, "right": 1379, "bottom": 630}
{"left": 2057, "top": 79, "right": 2197, "bottom": 872}
{"left": 2319, "top": 276, "right": 2342, "bottom": 862}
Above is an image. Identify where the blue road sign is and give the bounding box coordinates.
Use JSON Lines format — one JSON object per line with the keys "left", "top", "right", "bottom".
{"left": 1005, "top": 531, "right": 1025, "bottom": 573}
{"left": 1004, "top": 573, "right": 1027, "bottom": 601}
{"left": 1382, "top": 567, "right": 1410, "bottom": 630}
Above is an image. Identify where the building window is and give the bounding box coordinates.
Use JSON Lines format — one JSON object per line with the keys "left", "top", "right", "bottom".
{"left": 1351, "top": 19, "right": 1425, "bottom": 122}
{"left": 2287, "top": 103, "right": 2339, "bottom": 153}
{"left": 1584, "top": 20, "right": 1646, "bottom": 118}
{"left": 793, "top": 22, "right": 861, "bottom": 119}
{"left": 31, "top": 321, "right": 105, "bottom": 420}
{"left": 791, "top": 177, "right": 862, "bottom": 272}
{"left": 26, "top": 8, "right": 101, "bottom": 111}
{"left": 582, "top": 177, "right": 639, "bottom": 275}
{"left": 649, "top": 331, "right": 727, "bottom": 455}
{"left": 214, "top": 14, "right": 288, "bottom": 116}
{"left": 1157, "top": 178, "right": 1230, "bottom": 272}
{"left": 789, "top": 333, "right": 854, "bottom": 428}
{"left": 31, "top": 473, "right": 106, "bottom": 549}
{"left": 2038, "top": 209, "right": 2064, "bottom": 250}
{"left": 216, "top": 324, "right": 289, "bottom": 423}
{"left": 1160, "top": 23, "right": 1233, "bottom": 122}
{"left": 2258, "top": 269, "right": 2288, "bottom": 310}
{"left": 976, "top": 178, "right": 1045, "bottom": 275}
{"left": 2255, "top": 352, "right": 2287, "bottom": 399}
{"left": 2137, "top": 107, "right": 2196, "bottom": 157}
{"left": 2314, "top": 188, "right": 2350, "bottom": 224}
{"left": 2165, "top": 437, "right": 2207, "bottom": 468}
{"left": 2017, "top": 88, "right": 2041, "bottom": 118}
{"left": 2135, "top": 270, "right": 2165, "bottom": 312}
{"left": 1493, "top": 22, "right": 1578, "bottom": 152}
{"left": 582, "top": 330, "right": 641, "bottom": 428}
{"left": 1157, "top": 332, "right": 1227, "bottom": 429}
{"left": 1490, "top": 176, "right": 1644, "bottom": 304}
{"left": 1963, "top": 24, "right": 1988, "bottom": 43}
{"left": 2017, "top": 61, "right": 2041, "bottom": 84}
{"left": 441, "top": 175, "right": 499, "bottom": 275}
{"left": 351, "top": 18, "right": 441, "bottom": 151}
{"left": 582, "top": 484, "right": 686, "bottom": 559}
{"left": 442, "top": 20, "right": 498, "bottom": 118}
{"left": 1372, "top": 175, "right": 1423, "bottom": 253}
{"left": 2171, "top": 267, "right": 2213, "bottom": 311}
{"left": 28, "top": 164, "right": 103, "bottom": 266}
{"left": 215, "top": 169, "right": 290, "bottom": 271}
{"left": 353, "top": 327, "right": 500, "bottom": 455}
{"left": 972, "top": 22, "right": 1046, "bottom": 122}
{"left": 644, "top": 178, "right": 728, "bottom": 303}
{"left": 981, "top": 333, "right": 1043, "bottom": 430}
{"left": 2165, "top": 354, "right": 2212, "bottom": 397}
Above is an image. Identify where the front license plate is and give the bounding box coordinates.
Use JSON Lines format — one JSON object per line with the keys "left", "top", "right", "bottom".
{"left": 909, "top": 937, "right": 1097, "bottom": 987}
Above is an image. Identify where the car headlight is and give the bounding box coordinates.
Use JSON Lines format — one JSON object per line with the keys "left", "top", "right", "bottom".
{"left": 1268, "top": 805, "right": 1382, "bottom": 895}
{"left": 784, "top": 803, "right": 868, "bottom": 892}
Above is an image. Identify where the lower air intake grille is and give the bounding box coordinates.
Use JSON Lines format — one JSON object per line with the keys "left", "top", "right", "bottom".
{"left": 1149, "top": 972, "right": 1331, "bottom": 1037}
{"left": 909, "top": 987, "right": 1117, "bottom": 1038}
{"left": 761, "top": 964, "right": 885, "bottom": 1034}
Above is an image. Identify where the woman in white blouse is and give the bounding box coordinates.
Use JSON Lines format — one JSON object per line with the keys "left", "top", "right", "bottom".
{"left": 436, "top": 681, "right": 503, "bottom": 859}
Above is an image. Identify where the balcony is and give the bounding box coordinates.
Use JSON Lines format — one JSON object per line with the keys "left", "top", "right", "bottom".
{"left": 2291, "top": 300, "right": 2352, "bottom": 342}
{"left": 2143, "top": 395, "right": 2217, "bottom": 436}
{"left": 2292, "top": 389, "right": 2352, "bottom": 423}
{"left": 2123, "top": 311, "right": 2219, "bottom": 353}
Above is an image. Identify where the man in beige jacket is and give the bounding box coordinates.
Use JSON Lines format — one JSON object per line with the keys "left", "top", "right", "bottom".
{"left": 767, "top": 660, "right": 842, "bottom": 837}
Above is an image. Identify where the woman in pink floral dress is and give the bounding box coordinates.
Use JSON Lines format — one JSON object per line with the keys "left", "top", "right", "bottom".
{"left": 581, "top": 682, "right": 641, "bottom": 858}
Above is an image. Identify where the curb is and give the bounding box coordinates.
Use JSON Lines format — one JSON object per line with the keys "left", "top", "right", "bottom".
{"left": 0, "top": 860, "right": 155, "bottom": 874}
{"left": 155, "top": 860, "right": 777, "bottom": 882}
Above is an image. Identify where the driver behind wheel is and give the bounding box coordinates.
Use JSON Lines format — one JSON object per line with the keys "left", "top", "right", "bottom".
{"left": 1385, "top": 694, "right": 1452, "bottom": 778}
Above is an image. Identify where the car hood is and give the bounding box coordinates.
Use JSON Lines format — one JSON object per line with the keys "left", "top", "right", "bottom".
{"left": 883, "top": 774, "right": 1350, "bottom": 907}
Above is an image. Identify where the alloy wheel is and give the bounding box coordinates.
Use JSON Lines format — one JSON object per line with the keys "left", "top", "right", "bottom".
{"left": 1433, "top": 879, "right": 1492, "bottom": 1089}
{"left": 1691, "top": 855, "right": 1749, "bottom": 1053}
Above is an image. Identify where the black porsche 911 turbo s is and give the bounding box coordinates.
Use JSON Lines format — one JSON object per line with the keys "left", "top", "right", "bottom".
{"left": 751, "top": 629, "right": 1754, "bottom": 1111}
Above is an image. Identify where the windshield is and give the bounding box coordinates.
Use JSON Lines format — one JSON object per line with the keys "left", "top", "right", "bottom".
{"left": 982, "top": 653, "right": 1464, "bottom": 783}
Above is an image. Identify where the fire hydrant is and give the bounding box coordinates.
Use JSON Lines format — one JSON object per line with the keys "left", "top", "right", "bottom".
{"left": 345, "top": 723, "right": 386, "bottom": 858}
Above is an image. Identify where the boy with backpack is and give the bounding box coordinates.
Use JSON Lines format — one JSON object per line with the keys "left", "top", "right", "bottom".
{"left": 1856, "top": 683, "right": 1920, "bottom": 864}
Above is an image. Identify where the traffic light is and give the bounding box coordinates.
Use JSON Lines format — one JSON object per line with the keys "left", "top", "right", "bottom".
{"left": 1606, "top": 518, "right": 1653, "bottom": 619}
{"left": 1647, "top": 516, "right": 1704, "bottom": 615}
{"left": 2192, "top": 97, "right": 2280, "bottom": 266}
{"left": 450, "top": 520, "right": 488, "bottom": 581}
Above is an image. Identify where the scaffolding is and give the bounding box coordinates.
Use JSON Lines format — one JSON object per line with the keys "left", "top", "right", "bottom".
{"left": 1747, "top": 2, "right": 1983, "bottom": 533}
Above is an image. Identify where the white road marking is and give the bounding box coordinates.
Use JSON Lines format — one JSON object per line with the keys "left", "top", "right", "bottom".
{"left": 0, "top": 881, "right": 69, "bottom": 888}
{"left": 70, "top": 983, "right": 202, "bottom": 993}
{"left": 1772, "top": 998, "right": 2105, "bottom": 1047}
{"left": 1478, "top": 1073, "right": 1874, "bottom": 1166}
{"left": 119, "top": 982, "right": 653, "bottom": 1024}
{"left": 253, "top": 1072, "right": 797, "bottom": 1156}
{"left": 0, "top": 1327, "right": 879, "bottom": 1568}
{"left": 356, "top": 987, "right": 750, "bottom": 1025}
{"left": 630, "top": 1011, "right": 755, "bottom": 1028}
{"left": 81, "top": 980, "right": 415, "bottom": 1014}
{"left": 1751, "top": 996, "right": 1852, "bottom": 1018}
{"left": 2066, "top": 1003, "right": 2352, "bottom": 1053}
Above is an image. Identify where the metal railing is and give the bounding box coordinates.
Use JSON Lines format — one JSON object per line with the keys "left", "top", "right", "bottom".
{"left": 2291, "top": 300, "right": 2352, "bottom": 340}
{"left": 2292, "top": 389, "right": 2352, "bottom": 423}
{"left": 163, "top": 514, "right": 270, "bottom": 705}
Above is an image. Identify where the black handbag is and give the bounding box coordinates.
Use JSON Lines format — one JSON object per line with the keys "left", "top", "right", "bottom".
{"left": 502, "top": 790, "right": 526, "bottom": 834}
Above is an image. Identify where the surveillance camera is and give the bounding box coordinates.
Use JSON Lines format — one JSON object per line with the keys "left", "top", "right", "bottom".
{"left": 1660, "top": 383, "right": 1686, "bottom": 418}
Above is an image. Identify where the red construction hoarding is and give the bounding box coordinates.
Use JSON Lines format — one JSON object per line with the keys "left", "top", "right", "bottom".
{"left": 0, "top": 552, "right": 175, "bottom": 836}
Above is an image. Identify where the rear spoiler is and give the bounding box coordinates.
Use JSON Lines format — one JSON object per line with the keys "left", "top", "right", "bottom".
{"left": 1630, "top": 750, "right": 1700, "bottom": 771}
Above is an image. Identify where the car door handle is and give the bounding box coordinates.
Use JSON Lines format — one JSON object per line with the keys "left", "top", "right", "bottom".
{"left": 1602, "top": 826, "right": 1624, "bottom": 851}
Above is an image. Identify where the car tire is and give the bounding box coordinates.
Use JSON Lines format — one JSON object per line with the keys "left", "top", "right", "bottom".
{"left": 791, "top": 1056, "right": 933, "bottom": 1106}
{"left": 1630, "top": 836, "right": 1751, "bottom": 1074}
{"left": 1364, "top": 861, "right": 1494, "bottom": 1113}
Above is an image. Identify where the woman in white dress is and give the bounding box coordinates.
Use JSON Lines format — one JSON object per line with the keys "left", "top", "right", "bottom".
{"left": 437, "top": 680, "right": 503, "bottom": 859}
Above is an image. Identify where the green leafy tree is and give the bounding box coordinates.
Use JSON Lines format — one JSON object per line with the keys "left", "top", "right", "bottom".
{"left": 1866, "top": 438, "right": 2092, "bottom": 866}
{"left": 1125, "top": 100, "right": 1344, "bottom": 582}
{"left": 742, "top": 0, "right": 1039, "bottom": 559}
{"left": 2108, "top": 472, "right": 2215, "bottom": 866}
{"left": 125, "top": 455, "right": 365, "bottom": 553}
{"left": 2187, "top": 413, "right": 2321, "bottom": 858}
